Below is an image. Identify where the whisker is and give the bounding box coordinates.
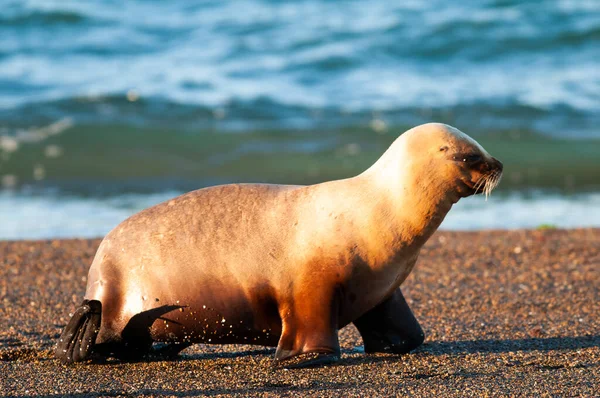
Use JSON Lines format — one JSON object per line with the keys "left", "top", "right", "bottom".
{"left": 474, "top": 169, "right": 503, "bottom": 200}
{"left": 485, "top": 170, "right": 502, "bottom": 199}
{"left": 495, "top": 171, "right": 503, "bottom": 188}
{"left": 490, "top": 171, "right": 501, "bottom": 190}
{"left": 484, "top": 173, "right": 494, "bottom": 200}
{"left": 473, "top": 174, "right": 487, "bottom": 194}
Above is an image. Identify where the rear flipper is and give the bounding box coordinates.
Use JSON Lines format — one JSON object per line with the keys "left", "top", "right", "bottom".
{"left": 55, "top": 299, "right": 102, "bottom": 364}
{"left": 150, "top": 342, "right": 193, "bottom": 359}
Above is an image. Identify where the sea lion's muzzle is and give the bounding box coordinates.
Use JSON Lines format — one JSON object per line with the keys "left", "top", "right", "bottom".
{"left": 475, "top": 156, "right": 503, "bottom": 174}
{"left": 469, "top": 156, "right": 503, "bottom": 196}
{"left": 489, "top": 157, "right": 503, "bottom": 173}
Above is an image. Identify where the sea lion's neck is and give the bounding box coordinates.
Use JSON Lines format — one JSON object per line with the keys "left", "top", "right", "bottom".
{"left": 357, "top": 158, "right": 457, "bottom": 261}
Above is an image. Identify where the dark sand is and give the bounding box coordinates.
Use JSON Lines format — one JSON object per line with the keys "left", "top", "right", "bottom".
{"left": 1, "top": 230, "right": 599, "bottom": 397}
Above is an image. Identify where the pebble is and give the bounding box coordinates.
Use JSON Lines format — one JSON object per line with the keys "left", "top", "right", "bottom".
{"left": 1, "top": 230, "right": 599, "bottom": 396}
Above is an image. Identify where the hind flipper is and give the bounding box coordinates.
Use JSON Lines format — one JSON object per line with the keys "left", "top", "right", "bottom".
{"left": 56, "top": 299, "right": 102, "bottom": 364}
{"left": 151, "top": 342, "right": 193, "bottom": 359}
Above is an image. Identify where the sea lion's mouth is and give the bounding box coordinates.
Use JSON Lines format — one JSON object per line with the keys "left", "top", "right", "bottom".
{"left": 463, "top": 157, "right": 503, "bottom": 198}
{"left": 471, "top": 167, "right": 503, "bottom": 198}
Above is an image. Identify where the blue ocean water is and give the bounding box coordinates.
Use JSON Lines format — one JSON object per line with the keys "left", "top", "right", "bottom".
{"left": 0, "top": 0, "right": 599, "bottom": 238}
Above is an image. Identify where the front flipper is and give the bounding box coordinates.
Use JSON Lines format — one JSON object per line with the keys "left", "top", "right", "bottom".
{"left": 272, "top": 288, "right": 341, "bottom": 369}
{"left": 353, "top": 288, "right": 424, "bottom": 354}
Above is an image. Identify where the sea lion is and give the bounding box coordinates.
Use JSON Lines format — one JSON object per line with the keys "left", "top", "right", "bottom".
{"left": 56, "top": 123, "right": 503, "bottom": 368}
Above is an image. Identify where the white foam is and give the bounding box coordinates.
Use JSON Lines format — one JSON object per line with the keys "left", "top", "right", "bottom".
{"left": 1, "top": 1, "right": 597, "bottom": 115}
{"left": 0, "top": 191, "right": 181, "bottom": 240}
{"left": 441, "top": 191, "right": 600, "bottom": 230}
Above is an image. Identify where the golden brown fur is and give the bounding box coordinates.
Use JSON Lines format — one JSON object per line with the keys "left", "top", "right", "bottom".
{"left": 65, "top": 123, "right": 503, "bottom": 367}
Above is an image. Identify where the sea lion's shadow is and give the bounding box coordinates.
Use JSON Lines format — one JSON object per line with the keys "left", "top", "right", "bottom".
{"left": 179, "top": 347, "right": 275, "bottom": 361}
{"left": 177, "top": 334, "right": 599, "bottom": 367}
{"left": 416, "top": 335, "right": 599, "bottom": 355}
{"left": 149, "top": 335, "right": 600, "bottom": 364}
{"left": 91, "top": 345, "right": 276, "bottom": 365}
{"left": 336, "top": 335, "right": 600, "bottom": 367}
{"left": 83, "top": 305, "right": 274, "bottom": 365}
{"left": 89, "top": 334, "right": 599, "bottom": 367}
{"left": 94, "top": 305, "right": 599, "bottom": 365}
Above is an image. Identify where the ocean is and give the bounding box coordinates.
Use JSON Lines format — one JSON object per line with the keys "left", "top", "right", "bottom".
{"left": 1, "top": 0, "right": 599, "bottom": 239}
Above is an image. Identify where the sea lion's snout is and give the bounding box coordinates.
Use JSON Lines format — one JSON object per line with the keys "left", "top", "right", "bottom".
{"left": 469, "top": 154, "right": 503, "bottom": 197}
{"left": 476, "top": 156, "right": 503, "bottom": 174}
{"left": 491, "top": 157, "right": 503, "bottom": 172}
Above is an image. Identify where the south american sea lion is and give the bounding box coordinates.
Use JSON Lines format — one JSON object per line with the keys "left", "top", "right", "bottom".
{"left": 56, "top": 123, "right": 503, "bottom": 368}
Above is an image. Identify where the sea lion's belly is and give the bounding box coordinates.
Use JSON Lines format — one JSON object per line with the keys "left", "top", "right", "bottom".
{"left": 110, "top": 270, "right": 283, "bottom": 346}
{"left": 86, "top": 238, "right": 286, "bottom": 346}
{"left": 146, "top": 291, "right": 282, "bottom": 346}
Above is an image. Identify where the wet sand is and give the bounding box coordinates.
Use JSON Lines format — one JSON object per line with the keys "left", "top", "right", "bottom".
{"left": 1, "top": 229, "right": 599, "bottom": 397}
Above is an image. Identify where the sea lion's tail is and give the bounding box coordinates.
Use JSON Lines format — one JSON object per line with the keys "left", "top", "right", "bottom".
{"left": 55, "top": 299, "right": 102, "bottom": 363}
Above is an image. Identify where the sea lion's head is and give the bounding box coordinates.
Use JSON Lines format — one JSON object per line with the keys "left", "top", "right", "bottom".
{"left": 393, "top": 123, "right": 504, "bottom": 201}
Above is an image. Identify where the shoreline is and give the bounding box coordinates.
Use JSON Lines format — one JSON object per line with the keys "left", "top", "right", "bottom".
{"left": 3, "top": 190, "right": 600, "bottom": 240}
{"left": 2, "top": 229, "right": 599, "bottom": 396}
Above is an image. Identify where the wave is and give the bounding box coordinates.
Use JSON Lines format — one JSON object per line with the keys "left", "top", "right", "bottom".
{"left": 0, "top": 10, "right": 88, "bottom": 26}
{"left": 1, "top": 95, "right": 598, "bottom": 136}
{"left": 0, "top": 120, "right": 599, "bottom": 194}
{"left": 0, "top": 0, "right": 598, "bottom": 197}
{"left": 1, "top": 1, "right": 598, "bottom": 116}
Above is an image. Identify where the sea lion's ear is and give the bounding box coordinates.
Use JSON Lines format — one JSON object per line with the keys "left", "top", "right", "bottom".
{"left": 439, "top": 146, "right": 449, "bottom": 152}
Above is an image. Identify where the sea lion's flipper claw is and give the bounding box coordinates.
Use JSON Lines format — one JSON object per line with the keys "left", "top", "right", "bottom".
{"left": 55, "top": 299, "right": 102, "bottom": 364}
{"left": 353, "top": 288, "right": 424, "bottom": 354}
{"left": 272, "top": 352, "right": 340, "bottom": 369}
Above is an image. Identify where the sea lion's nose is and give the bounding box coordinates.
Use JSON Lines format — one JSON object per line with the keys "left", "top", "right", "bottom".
{"left": 492, "top": 157, "right": 503, "bottom": 171}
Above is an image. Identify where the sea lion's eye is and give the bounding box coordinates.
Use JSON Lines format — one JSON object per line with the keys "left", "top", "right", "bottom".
{"left": 453, "top": 153, "right": 482, "bottom": 163}
{"left": 464, "top": 154, "right": 482, "bottom": 163}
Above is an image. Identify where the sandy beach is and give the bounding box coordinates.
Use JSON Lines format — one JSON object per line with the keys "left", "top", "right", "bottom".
{"left": 1, "top": 229, "right": 599, "bottom": 397}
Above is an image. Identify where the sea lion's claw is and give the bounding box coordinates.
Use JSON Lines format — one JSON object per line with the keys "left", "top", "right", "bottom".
{"left": 272, "top": 352, "right": 340, "bottom": 369}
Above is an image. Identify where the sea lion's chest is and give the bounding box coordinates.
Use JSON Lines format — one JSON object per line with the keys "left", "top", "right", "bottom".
{"left": 338, "top": 250, "right": 420, "bottom": 325}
